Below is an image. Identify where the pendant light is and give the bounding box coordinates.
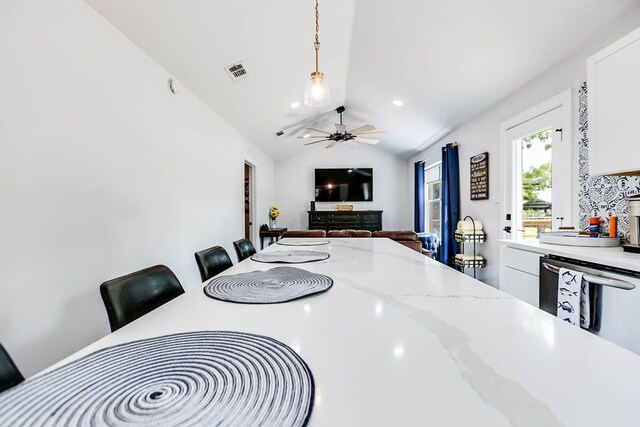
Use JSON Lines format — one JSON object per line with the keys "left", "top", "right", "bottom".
{"left": 304, "top": 0, "right": 331, "bottom": 107}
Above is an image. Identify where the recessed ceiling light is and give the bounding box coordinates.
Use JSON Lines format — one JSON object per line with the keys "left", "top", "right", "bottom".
{"left": 303, "top": 133, "right": 311, "bottom": 139}
{"left": 290, "top": 101, "right": 301, "bottom": 109}
{"left": 392, "top": 100, "right": 403, "bottom": 106}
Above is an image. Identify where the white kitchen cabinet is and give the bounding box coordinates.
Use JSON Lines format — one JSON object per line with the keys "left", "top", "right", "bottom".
{"left": 499, "top": 245, "right": 543, "bottom": 307}
{"left": 502, "top": 267, "right": 539, "bottom": 307}
{"left": 587, "top": 26, "right": 640, "bottom": 175}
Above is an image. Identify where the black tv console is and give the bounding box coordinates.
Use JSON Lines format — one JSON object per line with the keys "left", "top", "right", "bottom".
{"left": 308, "top": 210, "right": 383, "bottom": 232}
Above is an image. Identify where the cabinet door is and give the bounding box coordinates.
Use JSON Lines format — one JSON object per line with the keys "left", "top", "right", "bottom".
{"left": 588, "top": 27, "right": 640, "bottom": 175}
{"left": 503, "top": 267, "right": 539, "bottom": 307}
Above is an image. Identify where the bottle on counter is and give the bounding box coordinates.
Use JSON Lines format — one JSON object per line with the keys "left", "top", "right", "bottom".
{"left": 589, "top": 216, "right": 600, "bottom": 238}
{"left": 609, "top": 215, "right": 618, "bottom": 238}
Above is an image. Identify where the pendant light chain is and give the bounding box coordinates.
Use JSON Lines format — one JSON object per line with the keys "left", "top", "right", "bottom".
{"left": 304, "top": 0, "right": 330, "bottom": 107}
{"left": 314, "top": 0, "right": 320, "bottom": 72}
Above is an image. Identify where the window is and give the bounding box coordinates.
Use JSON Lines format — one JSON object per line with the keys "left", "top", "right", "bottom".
{"left": 518, "top": 129, "right": 553, "bottom": 239}
{"left": 424, "top": 162, "right": 442, "bottom": 235}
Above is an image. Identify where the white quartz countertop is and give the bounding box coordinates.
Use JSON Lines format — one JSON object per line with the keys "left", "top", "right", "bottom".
{"left": 499, "top": 238, "right": 640, "bottom": 272}
{"left": 27, "top": 238, "right": 640, "bottom": 425}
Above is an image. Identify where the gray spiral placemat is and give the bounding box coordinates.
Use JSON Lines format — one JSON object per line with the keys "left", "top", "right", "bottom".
{"left": 203, "top": 267, "right": 333, "bottom": 304}
{"left": 277, "top": 240, "right": 330, "bottom": 246}
{"left": 0, "top": 331, "right": 314, "bottom": 427}
{"left": 251, "top": 250, "right": 330, "bottom": 264}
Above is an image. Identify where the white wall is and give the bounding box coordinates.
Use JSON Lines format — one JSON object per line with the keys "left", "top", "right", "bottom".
{"left": 410, "top": 8, "right": 640, "bottom": 287}
{"left": 0, "top": 0, "right": 274, "bottom": 376}
{"left": 275, "top": 144, "right": 411, "bottom": 231}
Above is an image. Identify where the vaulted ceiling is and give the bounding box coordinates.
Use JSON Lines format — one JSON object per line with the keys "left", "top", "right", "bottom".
{"left": 86, "top": 0, "right": 640, "bottom": 160}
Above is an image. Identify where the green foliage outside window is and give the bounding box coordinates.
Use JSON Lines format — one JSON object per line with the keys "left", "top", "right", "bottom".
{"left": 522, "top": 130, "right": 552, "bottom": 204}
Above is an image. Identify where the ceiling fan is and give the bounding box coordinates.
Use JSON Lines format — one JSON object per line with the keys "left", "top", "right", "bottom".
{"left": 300, "top": 106, "right": 386, "bottom": 149}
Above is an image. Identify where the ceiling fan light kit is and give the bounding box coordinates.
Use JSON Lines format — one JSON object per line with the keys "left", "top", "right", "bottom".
{"left": 304, "top": 0, "right": 331, "bottom": 107}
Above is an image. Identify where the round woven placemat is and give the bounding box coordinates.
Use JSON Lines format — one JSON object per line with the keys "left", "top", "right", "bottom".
{"left": 204, "top": 266, "right": 332, "bottom": 304}
{"left": 0, "top": 331, "right": 314, "bottom": 427}
{"left": 251, "top": 250, "right": 329, "bottom": 264}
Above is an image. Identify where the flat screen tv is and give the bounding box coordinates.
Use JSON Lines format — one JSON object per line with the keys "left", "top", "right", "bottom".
{"left": 315, "top": 168, "right": 373, "bottom": 202}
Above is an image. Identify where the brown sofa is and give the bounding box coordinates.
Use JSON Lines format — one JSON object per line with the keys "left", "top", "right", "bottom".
{"left": 372, "top": 230, "right": 424, "bottom": 254}
{"left": 282, "top": 230, "right": 327, "bottom": 238}
{"left": 327, "top": 229, "right": 372, "bottom": 238}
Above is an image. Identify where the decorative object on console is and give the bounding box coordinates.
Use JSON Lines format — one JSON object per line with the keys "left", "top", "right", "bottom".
{"left": 269, "top": 205, "right": 281, "bottom": 229}
{"left": 470, "top": 152, "right": 489, "bottom": 200}
{"left": 578, "top": 82, "right": 640, "bottom": 241}
{"left": 336, "top": 204, "right": 353, "bottom": 211}
{"left": 454, "top": 216, "right": 486, "bottom": 279}
{"left": 301, "top": 106, "right": 386, "bottom": 149}
{"left": 303, "top": 0, "right": 331, "bottom": 107}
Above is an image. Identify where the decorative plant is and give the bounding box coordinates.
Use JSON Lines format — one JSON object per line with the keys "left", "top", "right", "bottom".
{"left": 269, "top": 205, "right": 281, "bottom": 220}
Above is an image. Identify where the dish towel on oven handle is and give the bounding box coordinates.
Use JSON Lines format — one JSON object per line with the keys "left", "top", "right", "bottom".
{"left": 557, "top": 268, "right": 590, "bottom": 329}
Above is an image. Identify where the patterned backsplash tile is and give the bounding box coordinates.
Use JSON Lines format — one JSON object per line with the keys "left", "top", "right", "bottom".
{"left": 578, "top": 82, "right": 640, "bottom": 241}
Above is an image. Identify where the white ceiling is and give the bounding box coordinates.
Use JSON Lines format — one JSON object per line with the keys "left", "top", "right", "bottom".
{"left": 85, "top": 0, "right": 640, "bottom": 160}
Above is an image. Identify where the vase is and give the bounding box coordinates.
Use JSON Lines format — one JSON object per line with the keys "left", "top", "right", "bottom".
{"left": 270, "top": 218, "right": 277, "bottom": 229}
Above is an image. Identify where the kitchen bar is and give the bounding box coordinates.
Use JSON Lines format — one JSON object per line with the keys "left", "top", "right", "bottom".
{"left": 17, "top": 238, "right": 640, "bottom": 426}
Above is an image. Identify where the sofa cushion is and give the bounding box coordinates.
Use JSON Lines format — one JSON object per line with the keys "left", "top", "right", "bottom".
{"left": 399, "top": 240, "right": 422, "bottom": 253}
{"left": 372, "top": 230, "right": 418, "bottom": 241}
{"left": 327, "top": 229, "right": 372, "bottom": 238}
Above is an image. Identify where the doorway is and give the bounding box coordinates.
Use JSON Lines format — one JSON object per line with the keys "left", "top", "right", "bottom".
{"left": 501, "top": 90, "right": 573, "bottom": 239}
{"left": 244, "top": 162, "right": 255, "bottom": 242}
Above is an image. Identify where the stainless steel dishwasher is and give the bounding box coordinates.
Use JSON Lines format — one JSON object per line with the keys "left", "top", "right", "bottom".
{"left": 539, "top": 255, "right": 640, "bottom": 354}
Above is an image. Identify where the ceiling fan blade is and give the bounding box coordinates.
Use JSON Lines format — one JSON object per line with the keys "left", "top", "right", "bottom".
{"left": 335, "top": 123, "right": 346, "bottom": 134}
{"left": 349, "top": 124, "right": 376, "bottom": 135}
{"left": 325, "top": 140, "right": 339, "bottom": 149}
{"left": 304, "top": 139, "right": 330, "bottom": 146}
{"left": 359, "top": 131, "right": 386, "bottom": 139}
{"left": 297, "top": 135, "right": 328, "bottom": 139}
{"left": 306, "top": 128, "right": 331, "bottom": 135}
{"left": 354, "top": 137, "right": 380, "bottom": 145}
{"left": 346, "top": 140, "right": 357, "bottom": 148}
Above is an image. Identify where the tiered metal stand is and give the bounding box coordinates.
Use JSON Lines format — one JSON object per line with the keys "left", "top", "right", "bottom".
{"left": 454, "top": 215, "right": 486, "bottom": 279}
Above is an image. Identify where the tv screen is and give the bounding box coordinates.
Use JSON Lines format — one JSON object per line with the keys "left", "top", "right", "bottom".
{"left": 315, "top": 168, "right": 373, "bottom": 202}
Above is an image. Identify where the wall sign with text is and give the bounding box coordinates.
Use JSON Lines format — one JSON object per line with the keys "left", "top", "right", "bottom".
{"left": 470, "top": 152, "right": 489, "bottom": 200}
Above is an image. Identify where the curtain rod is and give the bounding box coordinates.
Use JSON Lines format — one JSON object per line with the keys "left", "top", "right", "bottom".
{"left": 418, "top": 141, "right": 458, "bottom": 164}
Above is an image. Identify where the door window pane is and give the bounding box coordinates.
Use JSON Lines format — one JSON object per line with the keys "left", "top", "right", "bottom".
{"left": 518, "top": 129, "right": 553, "bottom": 239}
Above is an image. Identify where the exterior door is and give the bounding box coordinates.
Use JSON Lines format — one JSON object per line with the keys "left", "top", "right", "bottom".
{"left": 504, "top": 106, "right": 571, "bottom": 239}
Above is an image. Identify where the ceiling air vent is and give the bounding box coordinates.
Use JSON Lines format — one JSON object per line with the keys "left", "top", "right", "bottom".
{"left": 224, "top": 62, "right": 250, "bottom": 83}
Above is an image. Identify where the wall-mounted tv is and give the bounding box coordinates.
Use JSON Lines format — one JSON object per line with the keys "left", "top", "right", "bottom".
{"left": 315, "top": 168, "right": 373, "bottom": 202}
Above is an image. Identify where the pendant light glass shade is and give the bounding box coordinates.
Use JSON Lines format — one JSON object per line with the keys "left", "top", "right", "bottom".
{"left": 304, "top": 71, "right": 331, "bottom": 107}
